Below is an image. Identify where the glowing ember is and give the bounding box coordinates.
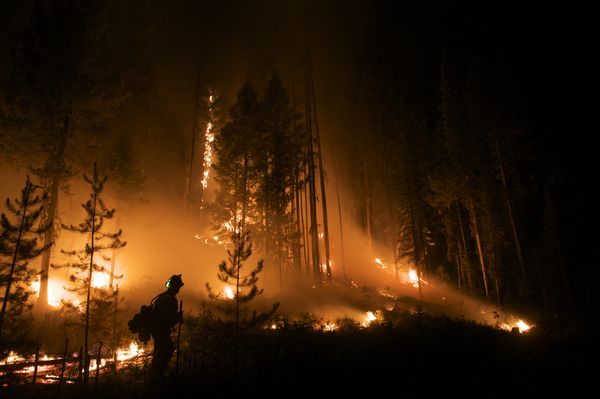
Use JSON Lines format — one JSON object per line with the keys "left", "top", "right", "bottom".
{"left": 323, "top": 322, "right": 338, "bottom": 332}
{"left": 224, "top": 286, "right": 235, "bottom": 299}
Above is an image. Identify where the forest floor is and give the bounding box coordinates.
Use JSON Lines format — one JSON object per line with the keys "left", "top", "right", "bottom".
{"left": 2, "top": 310, "right": 598, "bottom": 398}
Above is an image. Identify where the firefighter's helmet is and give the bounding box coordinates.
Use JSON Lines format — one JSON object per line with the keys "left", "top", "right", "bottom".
{"left": 166, "top": 274, "right": 184, "bottom": 289}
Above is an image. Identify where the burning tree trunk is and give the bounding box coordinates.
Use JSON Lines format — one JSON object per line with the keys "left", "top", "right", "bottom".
{"left": 307, "top": 54, "right": 332, "bottom": 282}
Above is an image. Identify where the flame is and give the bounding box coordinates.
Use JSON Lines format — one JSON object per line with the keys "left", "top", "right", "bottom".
{"left": 515, "top": 320, "right": 531, "bottom": 333}
{"left": 116, "top": 341, "right": 143, "bottom": 362}
{"left": 374, "top": 258, "right": 387, "bottom": 270}
{"left": 89, "top": 358, "right": 107, "bottom": 371}
{"left": 2, "top": 351, "right": 27, "bottom": 364}
{"left": 91, "top": 272, "right": 110, "bottom": 289}
{"left": 408, "top": 269, "right": 419, "bottom": 287}
{"left": 201, "top": 91, "right": 216, "bottom": 189}
{"left": 224, "top": 286, "right": 235, "bottom": 299}
{"left": 366, "top": 311, "right": 377, "bottom": 322}
{"left": 323, "top": 322, "right": 338, "bottom": 332}
{"left": 31, "top": 277, "right": 80, "bottom": 308}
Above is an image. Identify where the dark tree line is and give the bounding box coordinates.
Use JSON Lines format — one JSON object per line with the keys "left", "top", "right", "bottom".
{"left": 338, "top": 50, "right": 586, "bottom": 315}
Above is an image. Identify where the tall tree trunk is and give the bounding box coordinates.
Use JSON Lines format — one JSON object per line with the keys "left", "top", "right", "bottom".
{"left": 467, "top": 198, "right": 489, "bottom": 298}
{"left": 362, "top": 156, "right": 373, "bottom": 250}
{"left": 307, "top": 56, "right": 332, "bottom": 282}
{"left": 495, "top": 138, "right": 528, "bottom": 297}
{"left": 333, "top": 150, "right": 347, "bottom": 282}
{"left": 305, "top": 48, "right": 321, "bottom": 284}
{"left": 84, "top": 162, "right": 99, "bottom": 385}
{"left": 39, "top": 117, "right": 69, "bottom": 309}
{"left": 456, "top": 201, "right": 473, "bottom": 291}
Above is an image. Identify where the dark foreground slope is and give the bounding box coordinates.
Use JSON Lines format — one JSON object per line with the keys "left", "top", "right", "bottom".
{"left": 3, "top": 312, "right": 597, "bottom": 398}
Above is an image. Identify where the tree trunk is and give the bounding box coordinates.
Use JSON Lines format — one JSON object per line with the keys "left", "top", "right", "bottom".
{"left": 467, "top": 198, "right": 489, "bottom": 298}
{"left": 495, "top": 138, "right": 528, "bottom": 297}
{"left": 305, "top": 49, "right": 321, "bottom": 284}
{"left": 308, "top": 57, "right": 332, "bottom": 282}
{"left": 39, "top": 117, "right": 69, "bottom": 309}
{"left": 83, "top": 162, "right": 99, "bottom": 385}
{"left": 456, "top": 201, "right": 473, "bottom": 291}
{"left": 0, "top": 180, "right": 31, "bottom": 335}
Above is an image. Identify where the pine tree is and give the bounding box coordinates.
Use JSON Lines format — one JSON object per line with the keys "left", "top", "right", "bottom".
{"left": 52, "top": 163, "right": 125, "bottom": 384}
{"left": 257, "top": 72, "right": 303, "bottom": 285}
{"left": 211, "top": 83, "right": 261, "bottom": 236}
{"left": 206, "top": 231, "right": 268, "bottom": 332}
{"left": 0, "top": 176, "right": 51, "bottom": 339}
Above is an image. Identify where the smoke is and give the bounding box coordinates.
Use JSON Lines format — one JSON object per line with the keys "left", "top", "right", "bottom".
{"left": 0, "top": 156, "right": 528, "bottom": 332}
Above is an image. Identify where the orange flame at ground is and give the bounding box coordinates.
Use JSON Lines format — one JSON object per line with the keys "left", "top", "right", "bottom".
{"left": 116, "top": 341, "right": 143, "bottom": 362}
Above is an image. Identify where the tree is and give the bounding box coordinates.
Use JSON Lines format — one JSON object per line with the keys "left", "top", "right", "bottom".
{"left": 0, "top": 176, "right": 51, "bottom": 339}
{"left": 1, "top": 2, "right": 129, "bottom": 308}
{"left": 257, "top": 72, "right": 303, "bottom": 285}
{"left": 206, "top": 231, "right": 271, "bottom": 332}
{"left": 211, "top": 83, "right": 261, "bottom": 236}
{"left": 52, "top": 163, "right": 125, "bottom": 384}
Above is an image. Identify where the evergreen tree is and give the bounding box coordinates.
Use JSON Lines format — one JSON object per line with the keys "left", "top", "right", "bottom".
{"left": 206, "top": 231, "right": 269, "bottom": 332}
{"left": 257, "top": 72, "right": 303, "bottom": 283}
{"left": 52, "top": 163, "right": 125, "bottom": 384}
{"left": 0, "top": 176, "right": 51, "bottom": 339}
{"left": 212, "top": 83, "right": 261, "bottom": 236}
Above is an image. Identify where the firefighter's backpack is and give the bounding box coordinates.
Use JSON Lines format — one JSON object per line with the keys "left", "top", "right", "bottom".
{"left": 128, "top": 295, "right": 160, "bottom": 343}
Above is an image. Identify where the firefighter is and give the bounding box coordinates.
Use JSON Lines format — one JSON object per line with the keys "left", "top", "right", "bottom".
{"left": 148, "top": 274, "right": 184, "bottom": 379}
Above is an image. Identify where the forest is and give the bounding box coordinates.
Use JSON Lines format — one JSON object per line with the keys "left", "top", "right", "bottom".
{"left": 0, "top": 0, "right": 597, "bottom": 397}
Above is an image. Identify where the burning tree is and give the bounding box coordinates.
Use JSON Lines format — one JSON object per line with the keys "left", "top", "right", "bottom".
{"left": 51, "top": 163, "right": 125, "bottom": 384}
{"left": 0, "top": 176, "right": 51, "bottom": 340}
{"left": 212, "top": 82, "right": 261, "bottom": 237}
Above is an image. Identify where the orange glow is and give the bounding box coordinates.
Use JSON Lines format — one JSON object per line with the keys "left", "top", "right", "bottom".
{"left": 91, "top": 272, "right": 110, "bottom": 289}
{"left": 224, "top": 285, "right": 235, "bottom": 299}
{"left": 408, "top": 269, "right": 419, "bottom": 287}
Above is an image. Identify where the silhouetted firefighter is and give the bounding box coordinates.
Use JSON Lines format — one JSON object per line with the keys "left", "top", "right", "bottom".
{"left": 149, "top": 274, "right": 184, "bottom": 379}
